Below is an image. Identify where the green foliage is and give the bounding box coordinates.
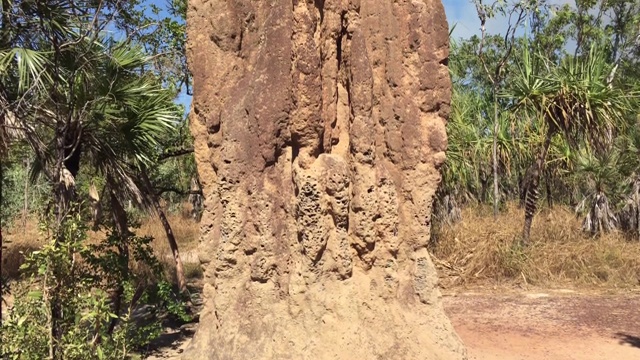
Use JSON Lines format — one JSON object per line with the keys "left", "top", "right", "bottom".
{"left": 0, "top": 154, "right": 48, "bottom": 227}
{"left": 0, "top": 213, "right": 189, "bottom": 359}
{"left": 0, "top": 3, "right": 195, "bottom": 358}
{"left": 440, "top": 0, "right": 640, "bottom": 238}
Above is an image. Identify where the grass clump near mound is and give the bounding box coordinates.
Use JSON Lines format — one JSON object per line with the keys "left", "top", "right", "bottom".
{"left": 430, "top": 203, "right": 640, "bottom": 288}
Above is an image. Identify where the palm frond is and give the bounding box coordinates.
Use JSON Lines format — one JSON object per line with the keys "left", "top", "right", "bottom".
{"left": 0, "top": 48, "right": 53, "bottom": 93}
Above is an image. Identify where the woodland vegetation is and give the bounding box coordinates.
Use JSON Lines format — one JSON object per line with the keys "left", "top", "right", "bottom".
{"left": 0, "top": 1, "right": 199, "bottom": 359}
{"left": 0, "top": 0, "right": 639, "bottom": 359}
{"left": 438, "top": 0, "right": 640, "bottom": 240}
{"left": 431, "top": 0, "right": 640, "bottom": 288}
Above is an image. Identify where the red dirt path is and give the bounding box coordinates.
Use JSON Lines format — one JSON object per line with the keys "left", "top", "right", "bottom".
{"left": 443, "top": 289, "right": 640, "bottom": 360}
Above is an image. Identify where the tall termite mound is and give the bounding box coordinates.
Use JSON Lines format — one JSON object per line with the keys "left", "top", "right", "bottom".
{"left": 185, "top": 0, "right": 466, "bottom": 359}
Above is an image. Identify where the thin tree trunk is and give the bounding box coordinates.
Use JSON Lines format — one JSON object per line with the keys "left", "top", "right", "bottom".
{"left": 22, "top": 157, "right": 28, "bottom": 230}
{"left": 0, "top": 160, "right": 4, "bottom": 326}
{"left": 140, "top": 171, "right": 187, "bottom": 293}
{"left": 522, "top": 134, "right": 553, "bottom": 246}
{"left": 51, "top": 124, "right": 75, "bottom": 359}
{"left": 107, "top": 180, "right": 130, "bottom": 335}
{"left": 492, "top": 90, "right": 499, "bottom": 219}
{"left": 546, "top": 170, "right": 553, "bottom": 208}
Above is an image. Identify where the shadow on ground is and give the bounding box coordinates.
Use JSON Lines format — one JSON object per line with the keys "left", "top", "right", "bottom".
{"left": 615, "top": 333, "right": 640, "bottom": 349}
{"left": 140, "top": 283, "right": 203, "bottom": 359}
{"left": 144, "top": 326, "right": 196, "bottom": 357}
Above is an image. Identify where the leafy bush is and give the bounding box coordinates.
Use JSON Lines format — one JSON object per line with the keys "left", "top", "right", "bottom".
{"left": 0, "top": 213, "right": 190, "bottom": 359}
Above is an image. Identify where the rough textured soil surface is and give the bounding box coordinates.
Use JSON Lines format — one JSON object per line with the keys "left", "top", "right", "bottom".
{"left": 146, "top": 289, "right": 640, "bottom": 360}
{"left": 185, "top": 0, "right": 464, "bottom": 359}
{"left": 444, "top": 290, "right": 640, "bottom": 360}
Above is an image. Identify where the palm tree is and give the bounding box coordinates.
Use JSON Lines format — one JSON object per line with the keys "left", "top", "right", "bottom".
{"left": 506, "top": 44, "right": 633, "bottom": 245}
{"left": 573, "top": 149, "right": 625, "bottom": 235}
{"left": 620, "top": 177, "right": 640, "bottom": 240}
{"left": 617, "top": 125, "right": 640, "bottom": 239}
{"left": 0, "top": 3, "right": 185, "bottom": 350}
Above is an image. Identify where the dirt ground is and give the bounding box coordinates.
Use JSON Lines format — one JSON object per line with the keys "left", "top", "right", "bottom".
{"left": 145, "top": 287, "right": 640, "bottom": 359}
{"left": 443, "top": 288, "right": 640, "bottom": 360}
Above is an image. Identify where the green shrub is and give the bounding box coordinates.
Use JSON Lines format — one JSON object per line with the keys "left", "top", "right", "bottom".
{"left": 1, "top": 213, "right": 190, "bottom": 359}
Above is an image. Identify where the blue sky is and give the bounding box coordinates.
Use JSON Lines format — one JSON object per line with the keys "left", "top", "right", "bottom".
{"left": 444, "top": 0, "right": 578, "bottom": 39}
{"left": 443, "top": 0, "right": 484, "bottom": 39}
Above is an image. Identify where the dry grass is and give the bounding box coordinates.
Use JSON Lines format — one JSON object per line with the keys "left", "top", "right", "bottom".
{"left": 10, "top": 202, "right": 637, "bottom": 290}
{"left": 2, "top": 219, "right": 46, "bottom": 279}
{"left": 136, "top": 213, "right": 202, "bottom": 283}
{"left": 431, "top": 203, "right": 640, "bottom": 289}
{"left": 2, "top": 211, "right": 201, "bottom": 282}
{"left": 136, "top": 213, "right": 200, "bottom": 258}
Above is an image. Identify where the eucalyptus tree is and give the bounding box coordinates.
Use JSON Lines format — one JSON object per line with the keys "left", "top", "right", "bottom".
{"left": 472, "top": 0, "right": 534, "bottom": 218}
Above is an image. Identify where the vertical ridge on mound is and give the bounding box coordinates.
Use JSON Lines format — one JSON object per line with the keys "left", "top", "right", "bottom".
{"left": 185, "top": 0, "right": 466, "bottom": 359}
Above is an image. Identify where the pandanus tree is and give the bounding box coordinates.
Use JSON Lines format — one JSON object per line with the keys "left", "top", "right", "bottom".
{"left": 617, "top": 125, "right": 640, "bottom": 239}
{"left": 573, "top": 148, "right": 625, "bottom": 235}
{"left": 437, "top": 87, "right": 484, "bottom": 223}
{"left": 506, "top": 45, "right": 632, "bottom": 245}
{"left": 572, "top": 124, "right": 640, "bottom": 237}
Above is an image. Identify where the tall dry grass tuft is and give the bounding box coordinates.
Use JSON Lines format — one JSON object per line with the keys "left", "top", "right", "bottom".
{"left": 431, "top": 203, "right": 640, "bottom": 288}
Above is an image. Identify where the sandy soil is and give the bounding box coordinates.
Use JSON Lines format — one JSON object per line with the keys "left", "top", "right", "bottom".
{"left": 145, "top": 288, "right": 640, "bottom": 359}
{"left": 443, "top": 289, "right": 640, "bottom": 360}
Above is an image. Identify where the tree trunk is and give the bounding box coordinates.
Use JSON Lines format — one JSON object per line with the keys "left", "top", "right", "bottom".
{"left": 182, "top": 1, "right": 466, "bottom": 359}
{"left": 140, "top": 170, "right": 187, "bottom": 293}
{"left": 492, "top": 90, "right": 500, "bottom": 219}
{"left": 545, "top": 170, "right": 553, "bottom": 208}
{"left": 188, "top": 175, "right": 203, "bottom": 222}
{"left": 50, "top": 123, "right": 78, "bottom": 359}
{"left": 522, "top": 134, "right": 553, "bottom": 246}
{"left": 0, "top": 160, "right": 4, "bottom": 325}
{"left": 106, "top": 179, "right": 131, "bottom": 335}
{"left": 22, "top": 157, "right": 28, "bottom": 230}
{"left": 480, "top": 169, "right": 488, "bottom": 203}
{"left": 518, "top": 172, "right": 525, "bottom": 208}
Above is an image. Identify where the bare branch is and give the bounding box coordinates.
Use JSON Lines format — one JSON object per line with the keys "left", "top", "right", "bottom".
{"left": 156, "top": 187, "right": 202, "bottom": 197}
{"left": 158, "top": 147, "right": 194, "bottom": 161}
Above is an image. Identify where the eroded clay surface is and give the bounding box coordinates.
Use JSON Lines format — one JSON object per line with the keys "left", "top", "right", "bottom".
{"left": 185, "top": 1, "right": 465, "bottom": 358}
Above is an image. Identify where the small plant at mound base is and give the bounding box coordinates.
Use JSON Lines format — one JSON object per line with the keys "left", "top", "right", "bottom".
{"left": 0, "top": 213, "right": 190, "bottom": 360}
